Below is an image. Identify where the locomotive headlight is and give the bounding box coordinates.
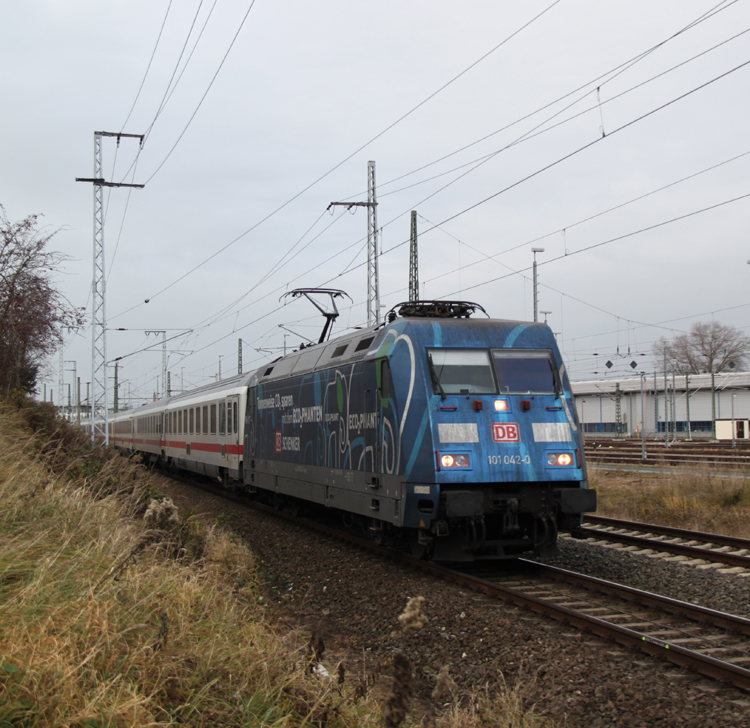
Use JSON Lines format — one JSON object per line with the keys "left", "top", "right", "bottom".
{"left": 494, "top": 399, "right": 509, "bottom": 412}
{"left": 547, "top": 452, "right": 573, "bottom": 466}
{"left": 440, "top": 453, "right": 471, "bottom": 468}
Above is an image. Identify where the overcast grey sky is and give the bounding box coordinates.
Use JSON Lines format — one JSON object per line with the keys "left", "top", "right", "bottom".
{"left": 2, "top": 0, "right": 749, "bottom": 404}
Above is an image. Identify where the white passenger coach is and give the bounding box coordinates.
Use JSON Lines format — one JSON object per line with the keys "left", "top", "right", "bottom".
{"left": 108, "top": 372, "right": 254, "bottom": 484}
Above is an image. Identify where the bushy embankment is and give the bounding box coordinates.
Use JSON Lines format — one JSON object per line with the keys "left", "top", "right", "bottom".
{"left": 591, "top": 466, "right": 750, "bottom": 536}
{"left": 0, "top": 402, "right": 384, "bottom": 727}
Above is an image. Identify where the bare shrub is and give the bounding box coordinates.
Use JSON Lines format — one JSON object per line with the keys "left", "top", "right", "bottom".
{"left": 382, "top": 652, "right": 414, "bottom": 727}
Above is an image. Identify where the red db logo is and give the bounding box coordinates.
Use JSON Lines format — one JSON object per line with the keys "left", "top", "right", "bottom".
{"left": 275, "top": 431, "right": 282, "bottom": 453}
{"left": 492, "top": 423, "right": 520, "bottom": 442}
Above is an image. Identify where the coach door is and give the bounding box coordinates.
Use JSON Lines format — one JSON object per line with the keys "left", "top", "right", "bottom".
{"left": 225, "top": 395, "right": 240, "bottom": 461}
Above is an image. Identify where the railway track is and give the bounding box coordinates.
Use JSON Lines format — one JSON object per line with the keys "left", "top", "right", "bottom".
{"left": 460, "top": 560, "right": 750, "bottom": 691}
{"left": 580, "top": 515, "right": 750, "bottom": 570}
{"left": 166, "top": 472, "right": 750, "bottom": 692}
{"left": 585, "top": 439, "right": 750, "bottom": 469}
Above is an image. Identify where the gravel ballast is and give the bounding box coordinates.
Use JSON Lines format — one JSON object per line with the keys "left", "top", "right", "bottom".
{"left": 155, "top": 477, "right": 750, "bottom": 727}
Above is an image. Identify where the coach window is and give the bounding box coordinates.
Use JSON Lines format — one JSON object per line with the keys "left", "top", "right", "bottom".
{"left": 189, "top": 408, "right": 194, "bottom": 435}
{"left": 203, "top": 406, "right": 209, "bottom": 435}
{"left": 219, "top": 402, "right": 225, "bottom": 435}
{"left": 233, "top": 402, "right": 238, "bottom": 434}
{"left": 210, "top": 404, "right": 217, "bottom": 435}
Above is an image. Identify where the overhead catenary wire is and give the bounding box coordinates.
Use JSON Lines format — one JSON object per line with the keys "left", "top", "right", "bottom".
{"left": 365, "top": 55, "right": 750, "bottom": 271}
{"left": 120, "top": 0, "right": 174, "bottom": 133}
{"left": 139, "top": 45, "right": 750, "bottom": 365}
{"left": 110, "top": 0, "right": 738, "bottom": 332}
{"left": 142, "top": 0, "right": 208, "bottom": 141}
{"left": 111, "top": 0, "right": 565, "bottom": 317}
{"left": 376, "top": 21, "right": 750, "bottom": 202}
{"left": 346, "top": 0, "right": 741, "bottom": 200}
{"left": 134, "top": 36, "right": 750, "bottom": 342}
{"left": 105, "top": 3, "right": 749, "bottom": 385}
{"left": 157, "top": 5, "right": 750, "bottom": 333}
{"left": 141, "top": 0, "right": 258, "bottom": 184}
{"left": 416, "top": 147, "right": 750, "bottom": 291}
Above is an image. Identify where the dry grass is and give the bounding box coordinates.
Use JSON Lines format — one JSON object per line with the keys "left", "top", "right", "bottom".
{"left": 0, "top": 403, "right": 383, "bottom": 726}
{"left": 0, "top": 400, "right": 555, "bottom": 727}
{"left": 432, "top": 674, "right": 554, "bottom": 728}
{"left": 590, "top": 466, "right": 750, "bottom": 536}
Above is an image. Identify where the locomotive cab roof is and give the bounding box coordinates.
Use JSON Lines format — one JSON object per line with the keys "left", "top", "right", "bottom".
{"left": 256, "top": 300, "right": 556, "bottom": 383}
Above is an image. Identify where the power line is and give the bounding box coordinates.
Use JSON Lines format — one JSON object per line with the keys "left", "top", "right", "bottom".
{"left": 156, "top": 16, "right": 750, "bottom": 335}
{"left": 112, "top": 0, "right": 564, "bottom": 315}
{"left": 142, "top": 0, "right": 218, "bottom": 141}
{"left": 187, "top": 54, "right": 750, "bottom": 350}
{"left": 350, "top": 0, "right": 741, "bottom": 200}
{"left": 417, "top": 147, "right": 750, "bottom": 290}
{"left": 453, "top": 191, "right": 750, "bottom": 298}
{"left": 120, "top": 0, "right": 174, "bottom": 133}
{"left": 113, "top": 0, "right": 736, "bottom": 328}
{"left": 142, "top": 0, "right": 258, "bottom": 184}
{"left": 370, "top": 56, "right": 750, "bottom": 269}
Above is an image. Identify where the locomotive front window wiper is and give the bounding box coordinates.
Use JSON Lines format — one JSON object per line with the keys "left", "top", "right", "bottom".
{"left": 427, "top": 349, "right": 496, "bottom": 395}
{"left": 427, "top": 352, "right": 446, "bottom": 399}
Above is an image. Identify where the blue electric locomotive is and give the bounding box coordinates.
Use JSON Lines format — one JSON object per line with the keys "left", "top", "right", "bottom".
{"left": 244, "top": 300, "right": 595, "bottom": 560}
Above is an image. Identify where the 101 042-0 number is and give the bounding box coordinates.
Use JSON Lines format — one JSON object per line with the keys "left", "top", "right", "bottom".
{"left": 488, "top": 454, "right": 531, "bottom": 465}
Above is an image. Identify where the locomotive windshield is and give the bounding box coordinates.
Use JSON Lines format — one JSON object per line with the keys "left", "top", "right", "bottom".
{"left": 492, "top": 349, "right": 558, "bottom": 394}
{"left": 427, "top": 349, "right": 496, "bottom": 394}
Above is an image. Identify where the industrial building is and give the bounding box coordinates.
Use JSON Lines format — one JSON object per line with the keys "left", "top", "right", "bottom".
{"left": 571, "top": 371, "right": 750, "bottom": 440}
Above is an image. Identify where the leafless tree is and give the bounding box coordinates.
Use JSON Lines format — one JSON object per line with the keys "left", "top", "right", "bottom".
{"left": 654, "top": 321, "right": 750, "bottom": 374}
{"left": 0, "top": 206, "right": 82, "bottom": 396}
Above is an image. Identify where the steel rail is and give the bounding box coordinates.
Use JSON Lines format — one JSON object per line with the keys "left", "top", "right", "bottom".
{"left": 454, "top": 562, "right": 750, "bottom": 691}
{"left": 580, "top": 521, "right": 750, "bottom": 568}
{"left": 585, "top": 515, "right": 750, "bottom": 551}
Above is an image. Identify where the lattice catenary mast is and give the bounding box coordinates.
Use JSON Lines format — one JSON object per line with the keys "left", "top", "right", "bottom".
{"left": 328, "top": 161, "right": 380, "bottom": 327}
{"left": 76, "top": 131, "right": 144, "bottom": 444}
